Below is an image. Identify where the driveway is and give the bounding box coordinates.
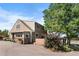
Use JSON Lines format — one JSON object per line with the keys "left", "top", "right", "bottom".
{"left": 0, "top": 41, "right": 79, "bottom": 56}
{"left": 0, "top": 41, "right": 53, "bottom": 56}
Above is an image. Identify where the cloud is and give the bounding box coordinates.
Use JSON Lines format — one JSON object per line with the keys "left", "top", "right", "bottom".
{"left": 35, "top": 17, "right": 44, "bottom": 25}
{"left": 0, "top": 7, "right": 36, "bottom": 31}
{"left": 0, "top": 7, "right": 44, "bottom": 31}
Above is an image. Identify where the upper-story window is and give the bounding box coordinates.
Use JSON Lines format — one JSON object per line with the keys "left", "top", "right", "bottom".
{"left": 16, "top": 24, "right": 20, "bottom": 29}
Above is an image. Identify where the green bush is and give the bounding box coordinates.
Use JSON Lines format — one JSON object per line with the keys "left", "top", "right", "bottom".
{"left": 45, "top": 37, "right": 53, "bottom": 48}
{"left": 61, "top": 45, "right": 73, "bottom": 52}
{"left": 45, "top": 34, "right": 61, "bottom": 50}
{"left": 45, "top": 34, "right": 73, "bottom": 52}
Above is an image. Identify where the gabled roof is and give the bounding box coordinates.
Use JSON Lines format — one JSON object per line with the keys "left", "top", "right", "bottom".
{"left": 19, "top": 20, "right": 34, "bottom": 31}
{"left": 10, "top": 19, "right": 35, "bottom": 32}
{"left": 18, "top": 19, "right": 44, "bottom": 30}
{"left": 11, "top": 19, "right": 44, "bottom": 33}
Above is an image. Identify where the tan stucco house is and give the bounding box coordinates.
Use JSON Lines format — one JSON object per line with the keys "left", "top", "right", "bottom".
{"left": 10, "top": 19, "right": 46, "bottom": 44}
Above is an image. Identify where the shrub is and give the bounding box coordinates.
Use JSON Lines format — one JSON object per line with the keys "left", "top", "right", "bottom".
{"left": 60, "top": 45, "right": 73, "bottom": 52}
{"left": 45, "top": 33, "right": 73, "bottom": 52}
{"left": 45, "top": 34, "right": 62, "bottom": 50}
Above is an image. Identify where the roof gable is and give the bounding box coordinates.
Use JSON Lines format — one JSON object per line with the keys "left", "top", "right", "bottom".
{"left": 10, "top": 19, "right": 35, "bottom": 33}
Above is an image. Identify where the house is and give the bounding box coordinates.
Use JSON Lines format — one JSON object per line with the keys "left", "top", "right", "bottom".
{"left": 9, "top": 19, "right": 47, "bottom": 44}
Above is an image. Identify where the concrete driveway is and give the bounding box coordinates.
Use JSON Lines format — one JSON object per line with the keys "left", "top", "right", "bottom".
{"left": 0, "top": 41, "right": 79, "bottom": 56}
{"left": 0, "top": 41, "right": 53, "bottom": 56}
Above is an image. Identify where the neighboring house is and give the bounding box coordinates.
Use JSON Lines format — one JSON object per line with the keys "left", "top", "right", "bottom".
{"left": 10, "top": 19, "right": 47, "bottom": 44}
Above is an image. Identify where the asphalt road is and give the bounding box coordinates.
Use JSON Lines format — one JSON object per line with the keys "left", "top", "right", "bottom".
{"left": 0, "top": 41, "right": 79, "bottom": 56}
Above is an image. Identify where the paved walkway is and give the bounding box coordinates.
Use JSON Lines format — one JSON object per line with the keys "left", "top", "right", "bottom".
{"left": 0, "top": 41, "right": 79, "bottom": 56}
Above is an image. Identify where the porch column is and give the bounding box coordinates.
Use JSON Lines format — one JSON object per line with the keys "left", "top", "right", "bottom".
{"left": 22, "top": 33, "right": 25, "bottom": 44}
{"left": 30, "top": 32, "right": 32, "bottom": 43}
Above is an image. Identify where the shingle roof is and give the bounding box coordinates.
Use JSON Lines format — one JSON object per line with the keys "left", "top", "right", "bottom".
{"left": 19, "top": 20, "right": 34, "bottom": 31}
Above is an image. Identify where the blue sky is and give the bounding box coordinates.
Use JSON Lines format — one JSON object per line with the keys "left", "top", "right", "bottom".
{"left": 0, "top": 3, "right": 50, "bottom": 30}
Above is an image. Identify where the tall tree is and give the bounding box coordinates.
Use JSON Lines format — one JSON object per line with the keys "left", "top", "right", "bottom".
{"left": 2, "top": 29, "right": 9, "bottom": 37}
{"left": 43, "top": 3, "right": 79, "bottom": 45}
{"left": 0, "top": 30, "right": 2, "bottom": 35}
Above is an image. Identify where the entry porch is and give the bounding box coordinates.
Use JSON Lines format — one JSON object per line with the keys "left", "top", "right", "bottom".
{"left": 11, "top": 32, "right": 34, "bottom": 44}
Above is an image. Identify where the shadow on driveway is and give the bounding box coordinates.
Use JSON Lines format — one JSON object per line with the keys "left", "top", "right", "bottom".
{"left": 70, "top": 44, "right": 79, "bottom": 51}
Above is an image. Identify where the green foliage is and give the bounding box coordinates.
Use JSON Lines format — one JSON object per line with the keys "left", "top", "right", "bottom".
{"left": 0, "top": 29, "right": 9, "bottom": 37}
{"left": 0, "top": 30, "right": 2, "bottom": 35}
{"left": 45, "top": 34, "right": 73, "bottom": 52}
{"left": 45, "top": 34, "right": 62, "bottom": 50}
{"left": 70, "top": 44, "right": 79, "bottom": 51}
{"left": 43, "top": 3, "right": 79, "bottom": 45}
{"left": 2, "top": 29, "right": 9, "bottom": 37}
{"left": 60, "top": 45, "right": 73, "bottom": 52}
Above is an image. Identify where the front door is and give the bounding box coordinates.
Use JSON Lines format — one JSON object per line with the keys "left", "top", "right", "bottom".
{"left": 12, "top": 33, "right": 14, "bottom": 40}
{"left": 24, "top": 32, "right": 30, "bottom": 44}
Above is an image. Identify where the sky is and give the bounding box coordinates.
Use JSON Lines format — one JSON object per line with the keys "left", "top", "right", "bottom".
{"left": 0, "top": 3, "right": 50, "bottom": 30}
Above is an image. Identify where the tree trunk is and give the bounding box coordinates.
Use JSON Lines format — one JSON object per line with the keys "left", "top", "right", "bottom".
{"left": 67, "top": 38, "right": 71, "bottom": 45}
{"left": 63, "top": 38, "right": 66, "bottom": 45}
{"left": 67, "top": 33, "right": 71, "bottom": 46}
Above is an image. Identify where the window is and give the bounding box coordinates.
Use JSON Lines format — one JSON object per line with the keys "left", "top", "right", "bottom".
{"left": 26, "top": 35, "right": 29, "bottom": 38}
{"left": 16, "top": 34, "right": 22, "bottom": 37}
{"left": 26, "top": 34, "right": 29, "bottom": 38}
{"left": 36, "top": 34, "right": 38, "bottom": 37}
{"left": 16, "top": 24, "right": 20, "bottom": 29}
